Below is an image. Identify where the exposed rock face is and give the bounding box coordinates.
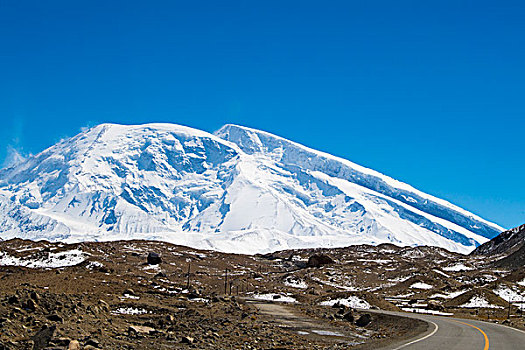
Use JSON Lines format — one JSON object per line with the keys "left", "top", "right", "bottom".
{"left": 307, "top": 254, "right": 334, "bottom": 268}
{"left": 471, "top": 224, "right": 525, "bottom": 268}
{"left": 494, "top": 245, "right": 525, "bottom": 269}
{"left": 472, "top": 224, "right": 525, "bottom": 256}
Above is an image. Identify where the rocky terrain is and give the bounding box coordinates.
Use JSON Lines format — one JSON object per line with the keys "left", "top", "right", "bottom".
{"left": 472, "top": 224, "right": 525, "bottom": 268}
{"left": 1, "top": 235, "right": 525, "bottom": 350}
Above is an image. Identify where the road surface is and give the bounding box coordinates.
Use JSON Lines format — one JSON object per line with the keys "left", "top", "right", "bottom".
{"left": 377, "top": 310, "right": 525, "bottom": 350}
{"left": 245, "top": 298, "right": 525, "bottom": 349}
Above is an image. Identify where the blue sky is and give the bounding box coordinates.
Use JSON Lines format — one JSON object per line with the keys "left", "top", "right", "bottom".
{"left": 0, "top": 1, "right": 523, "bottom": 229}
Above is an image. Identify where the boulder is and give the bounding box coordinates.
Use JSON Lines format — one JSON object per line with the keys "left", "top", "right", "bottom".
{"left": 128, "top": 325, "right": 156, "bottom": 335}
{"left": 355, "top": 313, "right": 372, "bottom": 327}
{"left": 68, "top": 340, "right": 81, "bottom": 350}
{"left": 54, "top": 338, "right": 71, "bottom": 347}
{"left": 31, "top": 324, "right": 56, "bottom": 350}
{"left": 147, "top": 252, "right": 162, "bottom": 265}
{"left": 23, "top": 298, "right": 38, "bottom": 312}
{"left": 154, "top": 271, "right": 167, "bottom": 278}
{"left": 85, "top": 338, "right": 101, "bottom": 348}
{"left": 181, "top": 336, "right": 194, "bottom": 344}
{"left": 343, "top": 311, "right": 354, "bottom": 322}
{"left": 46, "top": 314, "right": 63, "bottom": 323}
{"left": 98, "top": 299, "right": 110, "bottom": 312}
{"left": 7, "top": 295, "right": 19, "bottom": 305}
{"left": 427, "top": 300, "right": 444, "bottom": 311}
{"left": 30, "top": 291, "right": 40, "bottom": 302}
{"left": 123, "top": 289, "right": 136, "bottom": 296}
{"left": 306, "top": 254, "right": 334, "bottom": 268}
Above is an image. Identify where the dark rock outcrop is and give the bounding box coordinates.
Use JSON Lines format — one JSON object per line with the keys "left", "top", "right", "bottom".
{"left": 147, "top": 252, "right": 162, "bottom": 265}
{"left": 306, "top": 254, "right": 334, "bottom": 268}
{"left": 31, "top": 324, "right": 56, "bottom": 350}
{"left": 471, "top": 224, "right": 525, "bottom": 268}
{"left": 472, "top": 224, "right": 524, "bottom": 256}
{"left": 355, "top": 313, "right": 372, "bottom": 327}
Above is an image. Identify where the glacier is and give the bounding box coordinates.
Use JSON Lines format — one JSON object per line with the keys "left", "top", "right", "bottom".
{"left": 0, "top": 123, "right": 503, "bottom": 254}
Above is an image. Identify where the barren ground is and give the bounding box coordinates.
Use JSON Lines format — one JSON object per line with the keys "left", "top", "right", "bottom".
{"left": 0, "top": 239, "right": 524, "bottom": 349}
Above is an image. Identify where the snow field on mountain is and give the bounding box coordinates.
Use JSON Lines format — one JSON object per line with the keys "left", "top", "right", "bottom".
{"left": 0, "top": 123, "right": 504, "bottom": 254}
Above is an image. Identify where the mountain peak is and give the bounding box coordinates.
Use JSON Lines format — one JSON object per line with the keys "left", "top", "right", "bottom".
{"left": 0, "top": 122, "right": 503, "bottom": 254}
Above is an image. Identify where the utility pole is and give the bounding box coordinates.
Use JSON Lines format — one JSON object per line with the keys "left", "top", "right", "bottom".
{"left": 186, "top": 262, "right": 191, "bottom": 290}
{"left": 224, "top": 268, "right": 228, "bottom": 295}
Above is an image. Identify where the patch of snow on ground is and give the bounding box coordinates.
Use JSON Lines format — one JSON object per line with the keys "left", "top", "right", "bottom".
{"left": 432, "top": 269, "right": 450, "bottom": 278}
{"left": 459, "top": 296, "right": 503, "bottom": 309}
{"left": 402, "top": 250, "right": 425, "bottom": 259}
{"left": 112, "top": 307, "right": 149, "bottom": 315}
{"left": 401, "top": 307, "right": 454, "bottom": 316}
{"left": 311, "top": 330, "right": 345, "bottom": 337}
{"left": 517, "top": 278, "right": 525, "bottom": 287}
{"left": 16, "top": 246, "right": 40, "bottom": 252}
{"left": 392, "top": 293, "right": 414, "bottom": 298}
{"left": 121, "top": 294, "right": 140, "bottom": 300}
{"left": 357, "top": 259, "right": 392, "bottom": 264}
{"left": 430, "top": 290, "right": 467, "bottom": 299}
{"left": 443, "top": 263, "right": 473, "bottom": 272}
{"left": 388, "top": 276, "right": 412, "bottom": 283}
{"left": 0, "top": 249, "right": 88, "bottom": 268}
{"left": 252, "top": 293, "right": 297, "bottom": 303}
{"left": 182, "top": 251, "right": 208, "bottom": 258}
{"left": 320, "top": 296, "right": 371, "bottom": 309}
{"left": 284, "top": 278, "right": 308, "bottom": 289}
{"left": 481, "top": 275, "right": 498, "bottom": 283}
{"left": 410, "top": 282, "right": 433, "bottom": 290}
{"left": 311, "top": 277, "right": 363, "bottom": 291}
{"left": 86, "top": 261, "right": 104, "bottom": 269}
{"left": 143, "top": 264, "right": 161, "bottom": 274}
{"left": 493, "top": 285, "right": 525, "bottom": 309}
{"left": 188, "top": 298, "right": 210, "bottom": 303}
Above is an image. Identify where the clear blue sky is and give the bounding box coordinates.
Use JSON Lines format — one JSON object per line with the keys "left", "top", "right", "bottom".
{"left": 0, "top": 1, "right": 523, "bottom": 229}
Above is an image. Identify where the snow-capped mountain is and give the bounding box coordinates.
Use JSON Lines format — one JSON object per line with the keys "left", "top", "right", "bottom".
{"left": 0, "top": 123, "right": 503, "bottom": 254}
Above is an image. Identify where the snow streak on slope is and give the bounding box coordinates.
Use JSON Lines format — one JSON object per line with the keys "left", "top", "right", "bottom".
{"left": 0, "top": 123, "right": 503, "bottom": 254}
{"left": 216, "top": 125, "right": 502, "bottom": 239}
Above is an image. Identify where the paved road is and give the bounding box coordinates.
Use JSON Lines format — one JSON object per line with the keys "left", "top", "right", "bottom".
{"left": 377, "top": 310, "right": 525, "bottom": 350}
{"left": 245, "top": 298, "right": 525, "bottom": 349}
{"left": 246, "top": 299, "right": 356, "bottom": 342}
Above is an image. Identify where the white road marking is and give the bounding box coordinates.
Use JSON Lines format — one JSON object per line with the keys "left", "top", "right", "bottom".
{"left": 391, "top": 320, "right": 439, "bottom": 350}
